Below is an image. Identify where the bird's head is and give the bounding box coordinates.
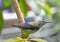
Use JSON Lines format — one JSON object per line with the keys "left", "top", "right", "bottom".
{"left": 38, "top": 21, "right": 52, "bottom": 28}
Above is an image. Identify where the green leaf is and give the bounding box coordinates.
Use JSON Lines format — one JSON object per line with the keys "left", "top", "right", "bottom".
{"left": 56, "top": 0, "right": 60, "bottom": 22}
{"left": 3, "top": 0, "right": 12, "bottom": 7}
{"left": 39, "top": 3, "right": 53, "bottom": 21}
{"left": 52, "top": 0, "right": 60, "bottom": 32}
{"left": 57, "top": 11, "right": 60, "bottom": 22}
{"left": 0, "top": 8, "right": 4, "bottom": 34}
{"left": 18, "top": 0, "right": 28, "bottom": 16}
{"left": 47, "top": 0, "right": 58, "bottom": 7}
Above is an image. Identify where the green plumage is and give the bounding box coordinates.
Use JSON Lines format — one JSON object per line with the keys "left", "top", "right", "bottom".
{"left": 21, "top": 29, "right": 37, "bottom": 35}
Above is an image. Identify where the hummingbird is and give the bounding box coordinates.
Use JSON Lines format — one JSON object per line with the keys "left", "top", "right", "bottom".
{"left": 12, "top": 21, "right": 52, "bottom": 39}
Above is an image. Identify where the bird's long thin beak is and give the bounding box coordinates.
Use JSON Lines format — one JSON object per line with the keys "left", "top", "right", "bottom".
{"left": 46, "top": 22, "right": 53, "bottom": 23}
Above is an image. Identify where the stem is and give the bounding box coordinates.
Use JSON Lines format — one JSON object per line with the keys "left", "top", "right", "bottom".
{"left": 13, "top": 0, "right": 27, "bottom": 38}
{"left": 13, "top": 0, "right": 25, "bottom": 24}
{"left": 20, "top": 31, "right": 29, "bottom": 39}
